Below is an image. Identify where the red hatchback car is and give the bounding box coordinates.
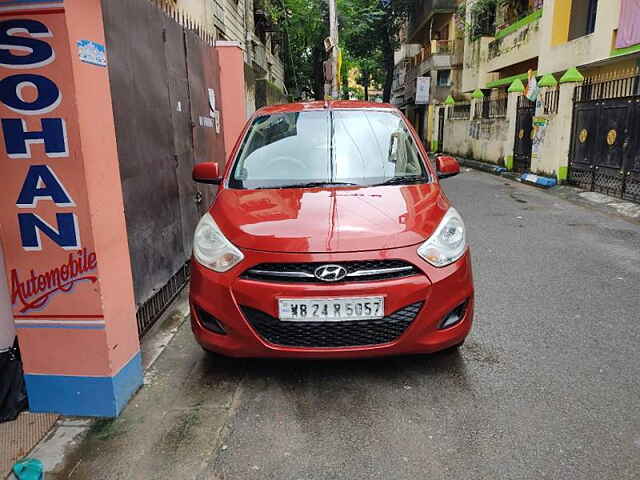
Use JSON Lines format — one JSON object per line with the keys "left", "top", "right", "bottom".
{"left": 189, "top": 101, "right": 474, "bottom": 359}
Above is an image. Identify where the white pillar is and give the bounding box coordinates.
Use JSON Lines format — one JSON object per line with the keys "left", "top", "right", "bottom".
{"left": 0, "top": 244, "right": 16, "bottom": 351}
{"left": 504, "top": 91, "right": 520, "bottom": 170}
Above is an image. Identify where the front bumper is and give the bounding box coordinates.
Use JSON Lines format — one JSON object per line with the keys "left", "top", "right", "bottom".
{"left": 189, "top": 246, "right": 474, "bottom": 359}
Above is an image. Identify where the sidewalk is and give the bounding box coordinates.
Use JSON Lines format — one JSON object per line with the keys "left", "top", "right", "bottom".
{"left": 6, "top": 288, "right": 235, "bottom": 480}
{"left": 1, "top": 412, "right": 58, "bottom": 477}
{"left": 449, "top": 155, "right": 640, "bottom": 223}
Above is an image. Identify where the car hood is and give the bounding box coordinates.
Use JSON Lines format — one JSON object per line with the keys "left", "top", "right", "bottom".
{"left": 212, "top": 184, "right": 448, "bottom": 253}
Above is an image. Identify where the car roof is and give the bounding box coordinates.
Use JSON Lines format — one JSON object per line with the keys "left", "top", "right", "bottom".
{"left": 255, "top": 100, "right": 399, "bottom": 116}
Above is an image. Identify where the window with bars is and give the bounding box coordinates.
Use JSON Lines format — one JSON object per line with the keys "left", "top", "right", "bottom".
{"left": 450, "top": 103, "right": 471, "bottom": 120}
{"left": 543, "top": 87, "right": 560, "bottom": 114}
{"left": 474, "top": 95, "right": 508, "bottom": 119}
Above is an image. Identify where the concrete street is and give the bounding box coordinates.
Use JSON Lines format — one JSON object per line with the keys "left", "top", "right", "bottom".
{"left": 51, "top": 169, "right": 640, "bottom": 480}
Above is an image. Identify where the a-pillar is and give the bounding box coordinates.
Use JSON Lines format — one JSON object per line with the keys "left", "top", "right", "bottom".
{"left": 504, "top": 79, "right": 525, "bottom": 171}
{"left": 0, "top": 0, "right": 142, "bottom": 416}
{"left": 554, "top": 67, "right": 585, "bottom": 183}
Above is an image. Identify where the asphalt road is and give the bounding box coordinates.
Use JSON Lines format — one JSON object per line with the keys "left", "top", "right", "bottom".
{"left": 56, "top": 170, "right": 640, "bottom": 480}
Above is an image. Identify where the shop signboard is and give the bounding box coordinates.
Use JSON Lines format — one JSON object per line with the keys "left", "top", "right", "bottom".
{"left": 0, "top": 0, "right": 104, "bottom": 331}
{"left": 415, "top": 76, "right": 430, "bottom": 105}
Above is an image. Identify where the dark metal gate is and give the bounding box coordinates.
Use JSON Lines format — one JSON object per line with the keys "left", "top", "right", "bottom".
{"left": 102, "top": 0, "right": 225, "bottom": 336}
{"left": 437, "top": 107, "right": 445, "bottom": 153}
{"left": 513, "top": 96, "right": 535, "bottom": 172}
{"left": 568, "top": 73, "right": 640, "bottom": 203}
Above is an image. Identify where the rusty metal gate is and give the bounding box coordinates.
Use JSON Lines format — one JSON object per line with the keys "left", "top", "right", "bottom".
{"left": 102, "top": 0, "right": 225, "bottom": 335}
{"left": 513, "top": 96, "right": 535, "bottom": 172}
{"left": 568, "top": 74, "right": 640, "bottom": 203}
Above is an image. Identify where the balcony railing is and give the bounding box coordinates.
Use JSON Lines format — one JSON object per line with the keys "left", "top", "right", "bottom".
{"left": 410, "top": 40, "right": 456, "bottom": 68}
{"left": 435, "top": 40, "right": 455, "bottom": 55}
{"left": 488, "top": 8, "right": 542, "bottom": 61}
{"left": 407, "top": 0, "right": 457, "bottom": 41}
{"left": 495, "top": 7, "right": 542, "bottom": 39}
{"left": 449, "top": 103, "right": 470, "bottom": 120}
{"left": 474, "top": 95, "right": 508, "bottom": 119}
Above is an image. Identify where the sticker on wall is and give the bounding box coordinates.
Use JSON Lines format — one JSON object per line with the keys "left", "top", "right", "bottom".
{"left": 199, "top": 116, "right": 214, "bottom": 128}
{"left": 531, "top": 117, "right": 548, "bottom": 162}
{"left": 208, "top": 88, "right": 216, "bottom": 117}
{"left": 76, "top": 40, "right": 107, "bottom": 67}
{"left": 214, "top": 111, "right": 220, "bottom": 134}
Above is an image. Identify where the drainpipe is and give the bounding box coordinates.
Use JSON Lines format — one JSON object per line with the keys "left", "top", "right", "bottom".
{"left": 244, "top": 0, "right": 252, "bottom": 54}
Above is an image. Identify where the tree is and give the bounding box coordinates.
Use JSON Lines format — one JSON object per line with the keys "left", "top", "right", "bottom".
{"left": 272, "top": 0, "right": 328, "bottom": 100}
{"left": 338, "top": 0, "right": 413, "bottom": 102}
{"left": 274, "top": 0, "right": 413, "bottom": 102}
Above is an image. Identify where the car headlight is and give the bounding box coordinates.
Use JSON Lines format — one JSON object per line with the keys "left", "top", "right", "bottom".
{"left": 193, "top": 212, "right": 244, "bottom": 272}
{"left": 417, "top": 207, "right": 466, "bottom": 267}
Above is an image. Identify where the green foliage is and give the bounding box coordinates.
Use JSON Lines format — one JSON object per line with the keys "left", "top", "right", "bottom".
{"left": 277, "top": 0, "right": 412, "bottom": 102}
{"left": 275, "top": 0, "right": 329, "bottom": 99}
{"left": 455, "top": 3, "right": 467, "bottom": 33}
{"left": 457, "top": 0, "right": 497, "bottom": 41}
{"left": 498, "top": 0, "right": 528, "bottom": 16}
{"left": 498, "top": 0, "right": 533, "bottom": 26}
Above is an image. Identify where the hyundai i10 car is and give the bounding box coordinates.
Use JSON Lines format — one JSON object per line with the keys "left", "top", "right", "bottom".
{"left": 189, "top": 101, "right": 474, "bottom": 359}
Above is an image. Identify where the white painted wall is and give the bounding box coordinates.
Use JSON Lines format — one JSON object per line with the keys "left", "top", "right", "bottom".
{"left": 462, "top": 37, "right": 498, "bottom": 92}
{"left": 443, "top": 116, "right": 510, "bottom": 164}
{"left": 0, "top": 245, "right": 16, "bottom": 351}
{"left": 539, "top": 0, "right": 622, "bottom": 75}
{"left": 529, "top": 82, "right": 579, "bottom": 178}
{"left": 441, "top": 93, "right": 521, "bottom": 166}
{"left": 486, "top": 18, "right": 542, "bottom": 73}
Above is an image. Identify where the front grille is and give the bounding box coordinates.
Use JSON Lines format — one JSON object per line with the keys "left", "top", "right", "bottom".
{"left": 241, "top": 302, "right": 423, "bottom": 348}
{"left": 242, "top": 260, "right": 419, "bottom": 283}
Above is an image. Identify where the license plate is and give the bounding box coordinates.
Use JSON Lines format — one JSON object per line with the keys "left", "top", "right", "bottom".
{"left": 278, "top": 297, "right": 385, "bottom": 322}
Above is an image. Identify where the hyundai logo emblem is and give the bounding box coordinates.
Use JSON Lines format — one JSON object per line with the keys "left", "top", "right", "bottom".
{"left": 314, "top": 264, "right": 347, "bottom": 282}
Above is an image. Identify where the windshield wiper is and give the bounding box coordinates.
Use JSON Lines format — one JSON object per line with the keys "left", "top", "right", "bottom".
{"left": 376, "top": 175, "right": 429, "bottom": 186}
{"left": 268, "top": 181, "right": 359, "bottom": 189}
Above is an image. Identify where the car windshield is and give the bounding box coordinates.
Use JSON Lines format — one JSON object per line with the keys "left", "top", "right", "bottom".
{"left": 228, "top": 109, "right": 428, "bottom": 189}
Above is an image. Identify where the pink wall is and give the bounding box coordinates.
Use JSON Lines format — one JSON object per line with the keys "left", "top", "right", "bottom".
{"left": 0, "top": 0, "right": 141, "bottom": 415}
{"left": 65, "top": 0, "right": 139, "bottom": 373}
{"left": 215, "top": 43, "right": 247, "bottom": 165}
{"left": 0, "top": 7, "right": 106, "bottom": 371}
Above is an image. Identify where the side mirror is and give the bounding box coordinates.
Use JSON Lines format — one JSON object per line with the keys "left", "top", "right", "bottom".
{"left": 193, "top": 162, "right": 221, "bottom": 184}
{"left": 436, "top": 155, "right": 460, "bottom": 179}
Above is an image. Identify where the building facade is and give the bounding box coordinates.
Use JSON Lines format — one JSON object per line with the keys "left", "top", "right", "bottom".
{"left": 392, "top": 0, "right": 464, "bottom": 150}
{"left": 166, "top": 0, "right": 286, "bottom": 116}
{"left": 396, "top": 0, "right": 640, "bottom": 203}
